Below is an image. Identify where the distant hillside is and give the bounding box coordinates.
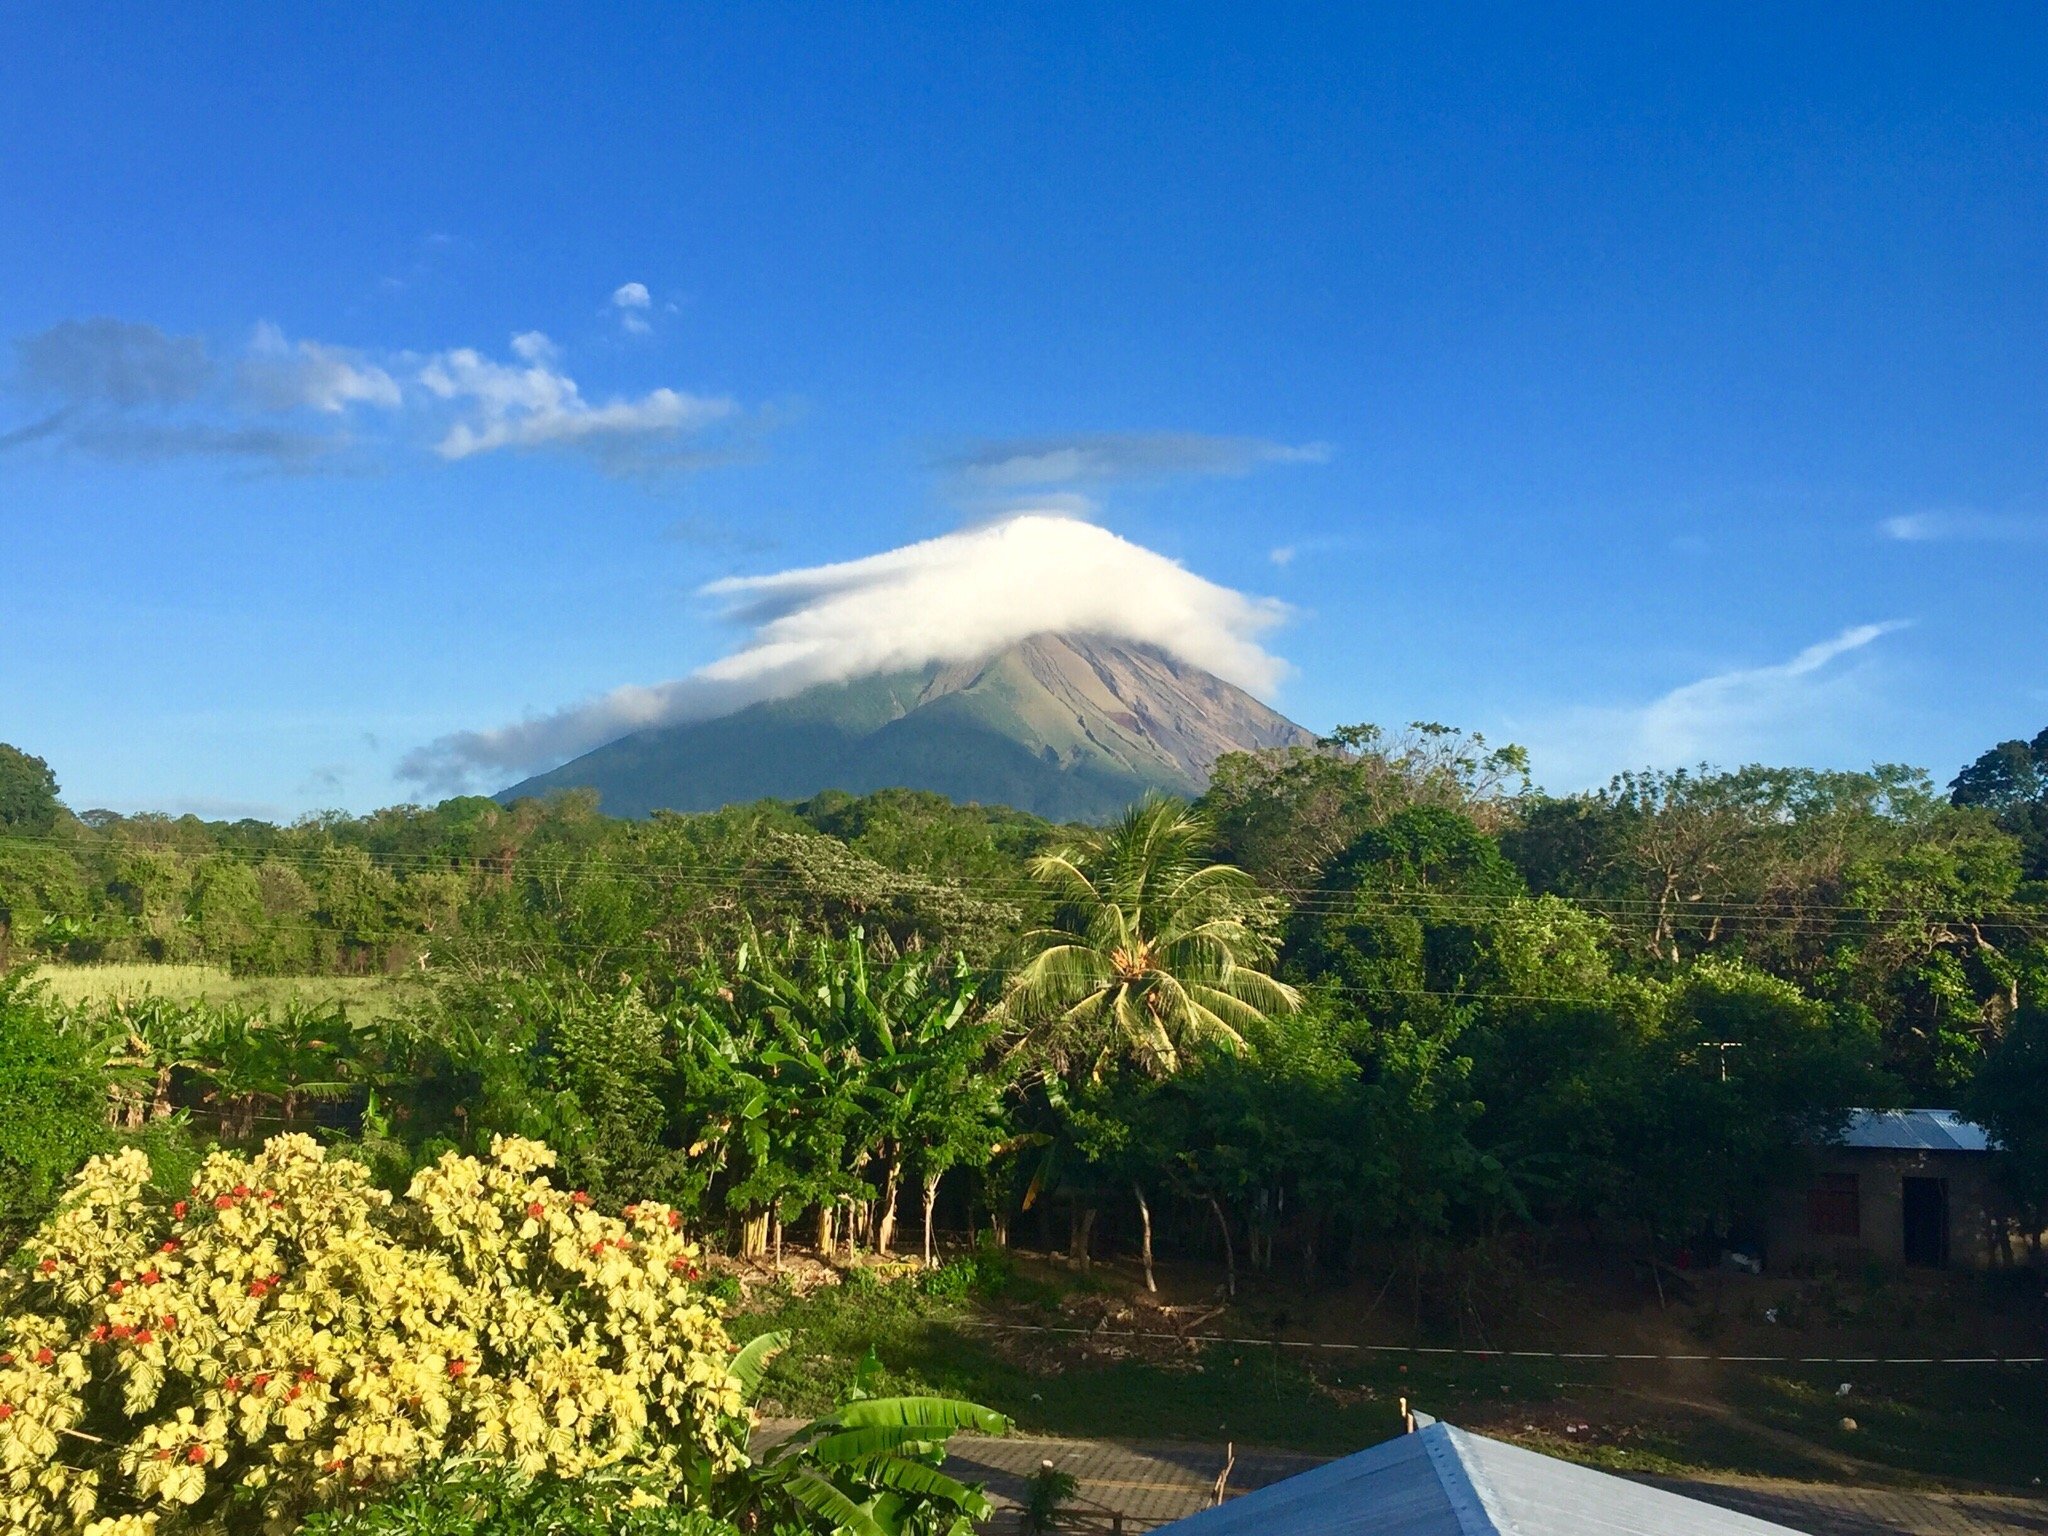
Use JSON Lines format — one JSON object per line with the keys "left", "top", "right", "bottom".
{"left": 499, "top": 633, "right": 1315, "bottom": 822}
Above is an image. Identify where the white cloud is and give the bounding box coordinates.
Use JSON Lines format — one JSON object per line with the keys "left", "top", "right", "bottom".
{"left": 399, "top": 511, "right": 1291, "bottom": 790}
{"left": 611, "top": 283, "right": 654, "bottom": 334}
{"left": 1269, "top": 544, "right": 1296, "bottom": 566}
{"left": 1516, "top": 622, "right": 1910, "bottom": 789}
{"left": 240, "top": 322, "right": 401, "bottom": 413}
{"left": 944, "top": 432, "right": 1332, "bottom": 488}
{"left": 8, "top": 313, "right": 737, "bottom": 475}
{"left": 419, "top": 332, "right": 733, "bottom": 463}
{"left": 1879, "top": 510, "right": 2042, "bottom": 543}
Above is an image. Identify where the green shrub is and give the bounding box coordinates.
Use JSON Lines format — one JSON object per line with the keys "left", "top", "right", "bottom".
{"left": 0, "top": 971, "right": 106, "bottom": 1235}
{"left": 301, "top": 1464, "right": 740, "bottom": 1536}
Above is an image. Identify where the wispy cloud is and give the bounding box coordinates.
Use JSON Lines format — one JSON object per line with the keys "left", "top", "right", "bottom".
{"left": 398, "top": 511, "right": 1291, "bottom": 793}
{"left": 611, "top": 282, "right": 653, "bottom": 335}
{"left": 18, "top": 318, "right": 214, "bottom": 405}
{"left": 238, "top": 322, "right": 401, "bottom": 413}
{"left": 5, "top": 308, "right": 741, "bottom": 475}
{"left": 6, "top": 317, "right": 351, "bottom": 465}
{"left": 1879, "top": 510, "right": 2044, "bottom": 544}
{"left": 419, "top": 331, "right": 732, "bottom": 468}
{"left": 1516, "top": 622, "right": 1910, "bottom": 789}
{"left": 941, "top": 431, "right": 1331, "bottom": 489}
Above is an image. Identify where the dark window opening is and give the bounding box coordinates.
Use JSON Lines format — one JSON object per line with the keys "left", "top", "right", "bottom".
{"left": 1806, "top": 1171, "right": 1860, "bottom": 1238}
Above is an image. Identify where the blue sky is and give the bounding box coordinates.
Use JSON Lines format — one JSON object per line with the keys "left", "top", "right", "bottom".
{"left": 1, "top": 5, "right": 2042, "bottom": 818}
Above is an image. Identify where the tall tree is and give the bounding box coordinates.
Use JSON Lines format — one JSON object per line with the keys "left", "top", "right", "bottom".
{"left": 1950, "top": 727, "right": 2048, "bottom": 881}
{"left": 0, "top": 742, "right": 61, "bottom": 834}
{"left": 1004, "top": 798, "right": 1299, "bottom": 1080}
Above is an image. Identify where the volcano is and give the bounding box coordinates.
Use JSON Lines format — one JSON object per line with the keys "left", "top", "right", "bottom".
{"left": 498, "top": 633, "right": 1314, "bottom": 823}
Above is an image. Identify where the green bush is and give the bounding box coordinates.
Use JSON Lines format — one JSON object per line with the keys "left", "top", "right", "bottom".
{"left": 301, "top": 1465, "right": 740, "bottom": 1536}
{"left": 0, "top": 970, "right": 106, "bottom": 1235}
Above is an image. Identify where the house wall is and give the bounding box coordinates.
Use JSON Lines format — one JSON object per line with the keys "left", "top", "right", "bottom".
{"left": 1771, "top": 1150, "right": 2006, "bottom": 1270}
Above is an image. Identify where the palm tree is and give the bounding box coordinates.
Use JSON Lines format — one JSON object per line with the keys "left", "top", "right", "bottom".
{"left": 1003, "top": 797, "right": 1300, "bottom": 1081}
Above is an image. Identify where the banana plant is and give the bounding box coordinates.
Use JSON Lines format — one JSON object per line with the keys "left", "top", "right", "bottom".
{"left": 729, "top": 1332, "right": 1009, "bottom": 1536}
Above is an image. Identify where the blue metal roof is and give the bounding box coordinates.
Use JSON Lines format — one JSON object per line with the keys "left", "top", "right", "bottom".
{"left": 1155, "top": 1421, "right": 1806, "bottom": 1536}
{"left": 1840, "top": 1109, "right": 1990, "bottom": 1153}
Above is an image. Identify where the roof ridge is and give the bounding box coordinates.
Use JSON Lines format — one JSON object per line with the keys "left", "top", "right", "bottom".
{"left": 1424, "top": 1424, "right": 1510, "bottom": 1536}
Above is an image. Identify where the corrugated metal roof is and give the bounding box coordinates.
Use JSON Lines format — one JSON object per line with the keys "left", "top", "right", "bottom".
{"left": 1154, "top": 1421, "right": 1806, "bottom": 1535}
{"left": 1840, "top": 1109, "right": 1990, "bottom": 1153}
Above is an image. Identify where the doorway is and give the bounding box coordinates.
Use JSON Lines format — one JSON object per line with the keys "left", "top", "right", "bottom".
{"left": 1902, "top": 1176, "right": 1949, "bottom": 1267}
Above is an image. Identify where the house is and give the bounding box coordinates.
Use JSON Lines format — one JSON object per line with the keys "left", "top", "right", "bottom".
{"left": 1772, "top": 1109, "right": 2010, "bottom": 1270}
{"left": 1154, "top": 1415, "right": 1805, "bottom": 1535}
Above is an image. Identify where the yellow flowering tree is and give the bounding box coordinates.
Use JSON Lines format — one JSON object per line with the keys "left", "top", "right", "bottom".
{"left": 0, "top": 1134, "right": 749, "bottom": 1535}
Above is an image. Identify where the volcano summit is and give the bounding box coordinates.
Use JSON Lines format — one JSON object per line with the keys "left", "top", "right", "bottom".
{"left": 500, "top": 632, "right": 1313, "bottom": 822}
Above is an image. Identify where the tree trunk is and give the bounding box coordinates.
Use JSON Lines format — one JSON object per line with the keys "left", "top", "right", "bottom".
{"left": 740, "top": 1212, "right": 768, "bottom": 1258}
{"left": 816, "top": 1202, "right": 836, "bottom": 1257}
{"left": 876, "top": 1157, "right": 902, "bottom": 1256}
{"left": 1069, "top": 1205, "right": 1098, "bottom": 1269}
{"left": 770, "top": 1200, "right": 783, "bottom": 1273}
{"left": 1208, "top": 1196, "right": 1236, "bottom": 1299}
{"left": 922, "top": 1170, "right": 942, "bottom": 1268}
{"left": 152, "top": 1061, "right": 173, "bottom": 1121}
{"left": 1134, "top": 1182, "right": 1157, "bottom": 1293}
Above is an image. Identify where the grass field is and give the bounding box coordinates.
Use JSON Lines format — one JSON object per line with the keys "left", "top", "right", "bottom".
{"left": 724, "top": 1253, "right": 2048, "bottom": 1492}
{"left": 29, "top": 962, "right": 423, "bottom": 1019}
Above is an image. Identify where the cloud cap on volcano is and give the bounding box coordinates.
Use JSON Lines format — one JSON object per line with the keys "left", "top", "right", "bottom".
{"left": 399, "top": 513, "right": 1290, "bottom": 792}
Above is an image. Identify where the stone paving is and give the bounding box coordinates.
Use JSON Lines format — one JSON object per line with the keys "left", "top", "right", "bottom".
{"left": 926, "top": 1431, "right": 2048, "bottom": 1535}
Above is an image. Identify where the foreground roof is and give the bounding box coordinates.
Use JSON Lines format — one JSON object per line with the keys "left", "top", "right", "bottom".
{"left": 1840, "top": 1108, "right": 1990, "bottom": 1153}
{"left": 1156, "top": 1420, "right": 1805, "bottom": 1536}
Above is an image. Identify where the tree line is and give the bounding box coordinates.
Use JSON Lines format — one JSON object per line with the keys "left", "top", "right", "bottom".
{"left": 3, "top": 724, "right": 2046, "bottom": 1294}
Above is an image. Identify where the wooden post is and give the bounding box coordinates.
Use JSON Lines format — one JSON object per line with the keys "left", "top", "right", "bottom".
{"left": 1211, "top": 1442, "right": 1235, "bottom": 1506}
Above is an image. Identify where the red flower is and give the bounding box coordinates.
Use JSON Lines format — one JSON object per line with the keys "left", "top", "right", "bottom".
{"left": 224, "top": 1376, "right": 243, "bottom": 1392}
{"left": 570, "top": 1191, "right": 590, "bottom": 1206}
{"left": 134, "top": 1329, "right": 155, "bottom": 1346}
{"left": 111, "top": 1325, "right": 133, "bottom": 1341}
{"left": 90, "top": 1326, "right": 109, "bottom": 1343}
{"left": 160, "top": 1239, "right": 179, "bottom": 1253}
{"left": 446, "top": 1359, "right": 468, "bottom": 1378}
{"left": 109, "top": 1280, "right": 127, "bottom": 1296}
{"left": 261, "top": 1188, "right": 277, "bottom": 1201}
{"left": 172, "top": 1200, "right": 188, "bottom": 1219}
{"left": 0, "top": 1403, "right": 13, "bottom": 1420}
{"left": 161, "top": 1315, "right": 177, "bottom": 1331}
{"left": 37, "top": 1257, "right": 56, "bottom": 1274}
{"left": 298, "top": 1368, "right": 317, "bottom": 1381}
{"left": 33, "top": 1348, "right": 54, "bottom": 1366}
{"left": 249, "top": 1281, "right": 270, "bottom": 1298}
{"left": 232, "top": 1184, "right": 250, "bottom": 1198}
{"left": 325, "top": 1458, "right": 346, "bottom": 1473}
{"left": 622, "top": 1204, "right": 639, "bottom": 1219}
{"left": 667, "top": 1211, "right": 681, "bottom": 1230}
{"left": 215, "top": 1195, "right": 236, "bottom": 1210}
{"left": 252, "top": 1372, "right": 272, "bottom": 1390}
{"left": 186, "top": 1444, "right": 208, "bottom": 1464}
{"left": 527, "top": 1202, "right": 546, "bottom": 1220}
{"left": 287, "top": 1385, "right": 301, "bottom": 1400}
{"left": 140, "top": 1269, "right": 161, "bottom": 1286}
